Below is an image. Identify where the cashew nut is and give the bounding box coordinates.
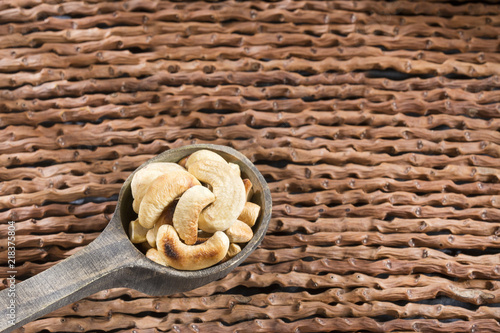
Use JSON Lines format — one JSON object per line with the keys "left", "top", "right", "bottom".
{"left": 129, "top": 219, "right": 148, "bottom": 244}
{"left": 146, "top": 219, "right": 163, "bottom": 248}
{"left": 131, "top": 162, "right": 186, "bottom": 213}
{"left": 238, "top": 201, "right": 261, "bottom": 227}
{"left": 146, "top": 248, "right": 169, "bottom": 266}
{"left": 188, "top": 159, "right": 246, "bottom": 232}
{"left": 227, "top": 243, "right": 241, "bottom": 259}
{"left": 156, "top": 224, "right": 230, "bottom": 270}
{"left": 173, "top": 185, "right": 215, "bottom": 245}
{"left": 146, "top": 228, "right": 156, "bottom": 248}
{"left": 243, "top": 178, "right": 253, "bottom": 201}
{"left": 138, "top": 170, "right": 200, "bottom": 229}
{"left": 130, "top": 149, "right": 262, "bottom": 271}
{"left": 228, "top": 163, "right": 241, "bottom": 177}
{"left": 185, "top": 149, "right": 227, "bottom": 169}
{"left": 224, "top": 219, "right": 253, "bottom": 243}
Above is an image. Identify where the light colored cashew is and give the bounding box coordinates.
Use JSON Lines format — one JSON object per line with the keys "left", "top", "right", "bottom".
{"left": 227, "top": 243, "right": 242, "bottom": 258}
{"left": 131, "top": 162, "right": 185, "bottom": 213}
{"left": 146, "top": 248, "right": 169, "bottom": 266}
{"left": 224, "top": 219, "right": 253, "bottom": 243}
{"left": 222, "top": 243, "right": 242, "bottom": 262}
{"left": 185, "top": 149, "right": 227, "bottom": 169}
{"left": 173, "top": 185, "right": 215, "bottom": 245}
{"left": 129, "top": 219, "right": 148, "bottom": 244}
{"left": 146, "top": 227, "right": 157, "bottom": 248}
{"left": 238, "top": 201, "right": 261, "bottom": 227}
{"left": 188, "top": 159, "right": 246, "bottom": 232}
{"left": 243, "top": 178, "right": 253, "bottom": 201}
{"left": 228, "top": 163, "right": 241, "bottom": 177}
{"left": 156, "top": 224, "right": 229, "bottom": 270}
{"left": 138, "top": 171, "right": 200, "bottom": 229}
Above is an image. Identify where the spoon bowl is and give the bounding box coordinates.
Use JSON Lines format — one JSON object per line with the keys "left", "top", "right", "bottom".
{"left": 0, "top": 144, "right": 272, "bottom": 333}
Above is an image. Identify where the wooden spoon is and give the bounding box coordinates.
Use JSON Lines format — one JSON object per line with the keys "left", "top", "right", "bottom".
{"left": 0, "top": 144, "right": 272, "bottom": 333}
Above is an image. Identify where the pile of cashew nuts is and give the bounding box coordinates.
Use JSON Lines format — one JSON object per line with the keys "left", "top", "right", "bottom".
{"left": 128, "top": 150, "right": 261, "bottom": 270}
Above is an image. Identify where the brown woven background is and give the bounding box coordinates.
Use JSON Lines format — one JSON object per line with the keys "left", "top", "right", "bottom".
{"left": 1, "top": 0, "right": 500, "bottom": 332}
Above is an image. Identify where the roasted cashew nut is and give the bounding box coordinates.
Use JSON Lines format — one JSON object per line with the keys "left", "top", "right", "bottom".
{"left": 223, "top": 243, "right": 242, "bottom": 262}
{"left": 146, "top": 248, "right": 169, "bottom": 266}
{"left": 242, "top": 178, "right": 253, "bottom": 201}
{"left": 238, "top": 201, "right": 261, "bottom": 227}
{"left": 184, "top": 149, "right": 227, "bottom": 169}
{"left": 131, "top": 149, "right": 261, "bottom": 271}
{"left": 138, "top": 170, "right": 200, "bottom": 229}
{"left": 173, "top": 185, "right": 215, "bottom": 245}
{"left": 228, "top": 163, "right": 241, "bottom": 177}
{"left": 129, "top": 219, "right": 148, "bottom": 244}
{"left": 156, "top": 224, "right": 230, "bottom": 270}
{"left": 188, "top": 159, "right": 246, "bottom": 232}
{"left": 146, "top": 228, "right": 157, "bottom": 248}
{"left": 131, "top": 162, "right": 186, "bottom": 213}
{"left": 224, "top": 219, "right": 254, "bottom": 243}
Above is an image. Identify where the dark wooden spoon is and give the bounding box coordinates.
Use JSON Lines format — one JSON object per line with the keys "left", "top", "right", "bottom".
{"left": 0, "top": 144, "right": 272, "bottom": 333}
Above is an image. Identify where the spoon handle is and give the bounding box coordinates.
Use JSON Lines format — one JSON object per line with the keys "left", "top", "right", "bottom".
{"left": 0, "top": 223, "right": 133, "bottom": 333}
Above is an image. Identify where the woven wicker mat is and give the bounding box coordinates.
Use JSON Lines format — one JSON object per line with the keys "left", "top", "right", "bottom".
{"left": 1, "top": 0, "right": 500, "bottom": 332}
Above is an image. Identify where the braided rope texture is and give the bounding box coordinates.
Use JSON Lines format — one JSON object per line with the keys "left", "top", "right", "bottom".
{"left": 1, "top": 0, "right": 500, "bottom": 332}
